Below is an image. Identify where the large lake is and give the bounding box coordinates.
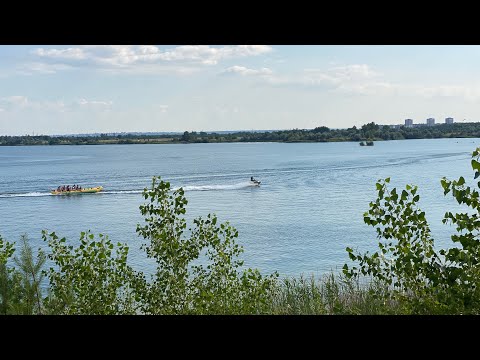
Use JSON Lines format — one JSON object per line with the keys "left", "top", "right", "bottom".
{"left": 0, "top": 138, "right": 477, "bottom": 276}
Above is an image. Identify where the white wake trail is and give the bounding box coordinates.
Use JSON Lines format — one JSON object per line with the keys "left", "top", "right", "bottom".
{"left": 0, "top": 192, "right": 52, "bottom": 198}
{"left": 175, "top": 182, "right": 258, "bottom": 191}
{"left": 0, "top": 182, "right": 259, "bottom": 198}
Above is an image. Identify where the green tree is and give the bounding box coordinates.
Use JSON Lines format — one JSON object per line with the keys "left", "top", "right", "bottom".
{"left": 12, "top": 234, "right": 46, "bottom": 314}
{"left": 0, "top": 235, "right": 17, "bottom": 314}
{"left": 181, "top": 131, "right": 191, "bottom": 142}
{"left": 135, "top": 176, "right": 278, "bottom": 314}
{"left": 43, "top": 231, "right": 139, "bottom": 315}
{"left": 344, "top": 147, "right": 480, "bottom": 313}
{"left": 438, "top": 148, "right": 480, "bottom": 311}
{"left": 343, "top": 177, "right": 442, "bottom": 313}
{"left": 313, "top": 126, "right": 330, "bottom": 133}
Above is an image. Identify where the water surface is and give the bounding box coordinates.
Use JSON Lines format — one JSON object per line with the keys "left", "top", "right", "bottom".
{"left": 0, "top": 138, "right": 477, "bottom": 276}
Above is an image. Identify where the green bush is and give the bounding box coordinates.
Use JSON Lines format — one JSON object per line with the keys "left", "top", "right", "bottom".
{"left": 0, "top": 235, "right": 17, "bottom": 314}
{"left": 135, "top": 176, "right": 278, "bottom": 314}
{"left": 343, "top": 147, "right": 480, "bottom": 314}
{"left": 0, "top": 234, "right": 45, "bottom": 314}
{"left": 43, "top": 231, "right": 139, "bottom": 315}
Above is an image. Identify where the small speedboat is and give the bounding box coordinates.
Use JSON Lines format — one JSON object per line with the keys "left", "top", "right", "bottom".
{"left": 250, "top": 179, "right": 261, "bottom": 186}
{"left": 51, "top": 186, "right": 104, "bottom": 195}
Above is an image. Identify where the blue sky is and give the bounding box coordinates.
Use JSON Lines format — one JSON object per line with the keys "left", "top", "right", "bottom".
{"left": 1, "top": 45, "right": 479, "bottom": 135}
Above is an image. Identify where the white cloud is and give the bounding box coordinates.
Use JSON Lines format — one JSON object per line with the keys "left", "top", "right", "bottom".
{"left": 330, "top": 80, "right": 395, "bottom": 96}
{"left": 31, "top": 45, "right": 274, "bottom": 73}
{"left": 18, "top": 62, "right": 74, "bottom": 75}
{"left": 159, "top": 105, "right": 168, "bottom": 113}
{"left": 157, "top": 45, "right": 272, "bottom": 65}
{"left": 257, "top": 64, "right": 382, "bottom": 90}
{"left": 223, "top": 65, "right": 273, "bottom": 76}
{"left": 328, "top": 64, "right": 380, "bottom": 80}
{"left": 100, "top": 64, "right": 201, "bottom": 76}
{"left": 34, "top": 47, "right": 86, "bottom": 60}
{"left": 0, "top": 96, "right": 112, "bottom": 112}
{"left": 0, "top": 96, "right": 67, "bottom": 112}
{"left": 413, "top": 85, "right": 480, "bottom": 100}
{"left": 258, "top": 64, "right": 415, "bottom": 97}
{"left": 299, "top": 64, "right": 381, "bottom": 88}
{"left": 139, "top": 45, "right": 161, "bottom": 54}
{"left": 213, "top": 105, "right": 241, "bottom": 116}
{"left": 31, "top": 100, "right": 67, "bottom": 112}
{"left": 2, "top": 96, "right": 29, "bottom": 107}
{"left": 77, "top": 98, "right": 113, "bottom": 106}
{"left": 251, "top": 63, "right": 480, "bottom": 101}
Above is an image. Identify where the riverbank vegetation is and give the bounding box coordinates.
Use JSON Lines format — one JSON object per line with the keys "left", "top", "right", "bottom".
{"left": 2, "top": 149, "right": 480, "bottom": 314}
{"left": 2, "top": 122, "right": 480, "bottom": 146}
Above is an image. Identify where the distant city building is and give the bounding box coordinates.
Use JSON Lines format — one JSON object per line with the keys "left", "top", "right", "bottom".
{"left": 445, "top": 117, "right": 454, "bottom": 124}
{"left": 426, "top": 118, "right": 435, "bottom": 126}
{"left": 405, "top": 119, "right": 413, "bottom": 127}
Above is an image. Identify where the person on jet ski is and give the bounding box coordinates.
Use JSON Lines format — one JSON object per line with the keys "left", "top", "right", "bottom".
{"left": 251, "top": 176, "right": 260, "bottom": 184}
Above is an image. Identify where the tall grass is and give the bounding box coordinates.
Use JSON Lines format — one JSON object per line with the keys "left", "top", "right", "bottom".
{"left": 266, "top": 272, "right": 404, "bottom": 315}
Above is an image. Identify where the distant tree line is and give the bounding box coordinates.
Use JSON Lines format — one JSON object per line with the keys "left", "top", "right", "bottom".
{"left": 2, "top": 122, "right": 480, "bottom": 146}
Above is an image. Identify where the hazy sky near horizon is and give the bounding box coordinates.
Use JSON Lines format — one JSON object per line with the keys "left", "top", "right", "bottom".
{"left": 1, "top": 45, "right": 480, "bottom": 135}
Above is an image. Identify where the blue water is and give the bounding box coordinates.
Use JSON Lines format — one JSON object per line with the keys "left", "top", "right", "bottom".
{"left": 0, "top": 139, "right": 478, "bottom": 277}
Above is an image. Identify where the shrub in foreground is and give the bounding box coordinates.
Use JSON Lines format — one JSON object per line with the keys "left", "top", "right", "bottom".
{"left": 344, "top": 147, "right": 480, "bottom": 314}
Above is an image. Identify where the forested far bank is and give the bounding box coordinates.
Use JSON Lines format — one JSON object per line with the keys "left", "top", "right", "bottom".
{"left": 2, "top": 122, "right": 480, "bottom": 146}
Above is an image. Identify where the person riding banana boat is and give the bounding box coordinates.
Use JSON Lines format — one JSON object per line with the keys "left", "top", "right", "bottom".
{"left": 51, "top": 184, "right": 103, "bottom": 195}
{"left": 56, "top": 184, "right": 82, "bottom": 192}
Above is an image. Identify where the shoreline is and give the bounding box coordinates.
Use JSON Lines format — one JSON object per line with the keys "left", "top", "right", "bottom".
{"left": 1, "top": 122, "right": 479, "bottom": 146}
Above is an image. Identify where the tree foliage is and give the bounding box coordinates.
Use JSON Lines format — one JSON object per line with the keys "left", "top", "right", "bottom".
{"left": 0, "top": 235, "right": 16, "bottom": 314}
{"left": 344, "top": 147, "right": 480, "bottom": 313}
{"left": 343, "top": 178, "right": 443, "bottom": 313}
{"left": 0, "top": 234, "right": 46, "bottom": 314}
{"left": 12, "top": 234, "right": 46, "bottom": 314}
{"left": 43, "top": 231, "right": 139, "bottom": 314}
{"left": 135, "top": 177, "right": 278, "bottom": 314}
